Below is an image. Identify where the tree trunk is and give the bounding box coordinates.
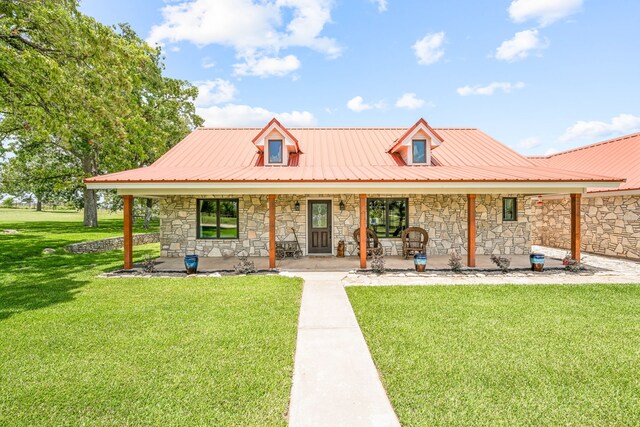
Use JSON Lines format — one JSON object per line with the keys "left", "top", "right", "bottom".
{"left": 81, "top": 154, "right": 98, "bottom": 227}
{"left": 143, "top": 198, "right": 153, "bottom": 229}
{"left": 36, "top": 198, "right": 42, "bottom": 211}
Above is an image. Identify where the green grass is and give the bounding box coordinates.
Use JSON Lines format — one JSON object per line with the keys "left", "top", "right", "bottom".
{"left": 0, "top": 209, "right": 303, "bottom": 426}
{"left": 347, "top": 285, "right": 640, "bottom": 426}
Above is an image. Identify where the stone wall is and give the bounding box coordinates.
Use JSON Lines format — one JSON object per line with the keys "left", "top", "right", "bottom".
{"left": 159, "top": 194, "right": 532, "bottom": 257}
{"left": 532, "top": 195, "right": 640, "bottom": 259}
{"left": 65, "top": 232, "right": 159, "bottom": 254}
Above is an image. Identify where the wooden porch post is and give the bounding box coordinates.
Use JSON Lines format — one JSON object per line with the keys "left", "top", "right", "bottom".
{"left": 467, "top": 194, "right": 476, "bottom": 267}
{"left": 269, "top": 194, "right": 276, "bottom": 269}
{"left": 359, "top": 194, "right": 367, "bottom": 269}
{"left": 123, "top": 195, "right": 133, "bottom": 270}
{"left": 570, "top": 193, "right": 581, "bottom": 262}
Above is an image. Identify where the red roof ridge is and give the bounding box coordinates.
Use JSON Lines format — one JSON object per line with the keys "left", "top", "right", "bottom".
{"left": 532, "top": 131, "right": 640, "bottom": 159}
{"left": 194, "top": 126, "right": 479, "bottom": 131}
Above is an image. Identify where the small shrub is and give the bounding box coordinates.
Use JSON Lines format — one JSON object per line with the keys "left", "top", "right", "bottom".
{"left": 234, "top": 252, "right": 257, "bottom": 275}
{"left": 490, "top": 254, "right": 511, "bottom": 273}
{"left": 565, "top": 258, "right": 584, "bottom": 273}
{"left": 1, "top": 197, "right": 14, "bottom": 208}
{"left": 370, "top": 252, "right": 385, "bottom": 274}
{"left": 448, "top": 251, "right": 463, "bottom": 273}
{"left": 142, "top": 255, "right": 156, "bottom": 273}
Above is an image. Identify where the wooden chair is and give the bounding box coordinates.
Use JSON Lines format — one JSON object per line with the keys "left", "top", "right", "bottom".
{"left": 401, "top": 227, "right": 429, "bottom": 259}
{"left": 353, "top": 228, "right": 382, "bottom": 258}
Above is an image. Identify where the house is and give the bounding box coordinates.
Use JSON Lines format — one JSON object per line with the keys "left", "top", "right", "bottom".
{"left": 530, "top": 132, "right": 640, "bottom": 259}
{"left": 85, "top": 118, "right": 623, "bottom": 269}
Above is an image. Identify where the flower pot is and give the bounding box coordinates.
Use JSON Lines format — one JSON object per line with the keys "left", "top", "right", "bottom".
{"left": 184, "top": 254, "right": 199, "bottom": 274}
{"left": 529, "top": 253, "right": 544, "bottom": 272}
{"left": 414, "top": 253, "right": 427, "bottom": 272}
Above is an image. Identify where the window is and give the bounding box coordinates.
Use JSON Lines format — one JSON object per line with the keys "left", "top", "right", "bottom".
{"left": 412, "top": 139, "right": 427, "bottom": 164}
{"left": 197, "top": 199, "right": 239, "bottom": 239}
{"left": 367, "top": 198, "right": 408, "bottom": 238}
{"left": 503, "top": 197, "right": 517, "bottom": 221}
{"left": 268, "top": 139, "right": 283, "bottom": 163}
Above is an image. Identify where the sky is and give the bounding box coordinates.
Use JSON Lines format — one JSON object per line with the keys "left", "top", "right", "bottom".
{"left": 80, "top": 0, "right": 640, "bottom": 156}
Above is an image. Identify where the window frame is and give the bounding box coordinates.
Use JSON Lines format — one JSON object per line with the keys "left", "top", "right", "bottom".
{"left": 196, "top": 198, "right": 240, "bottom": 240}
{"left": 268, "top": 139, "right": 284, "bottom": 164}
{"left": 366, "top": 197, "right": 409, "bottom": 238}
{"left": 502, "top": 197, "right": 518, "bottom": 222}
{"left": 412, "top": 139, "right": 427, "bottom": 164}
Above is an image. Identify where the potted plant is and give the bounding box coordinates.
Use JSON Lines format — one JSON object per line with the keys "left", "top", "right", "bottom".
{"left": 529, "top": 252, "right": 545, "bottom": 272}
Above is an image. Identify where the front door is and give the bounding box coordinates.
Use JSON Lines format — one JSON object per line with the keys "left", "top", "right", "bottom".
{"left": 308, "top": 200, "right": 332, "bottom": 254}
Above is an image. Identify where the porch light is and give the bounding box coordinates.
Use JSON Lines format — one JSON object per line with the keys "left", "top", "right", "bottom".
{"left": 294, "top": 201, "right": 300, "bottom": 211}
{"left": 339, "top": 200, "right": 345, "bottom": 211}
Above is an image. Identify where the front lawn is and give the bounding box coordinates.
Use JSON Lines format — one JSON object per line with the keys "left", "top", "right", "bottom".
{"left": 348, "top": 285, "right": 640, "bottom": 426}
{"left": 0, "top": 209, "right": 303, "bottom": 426}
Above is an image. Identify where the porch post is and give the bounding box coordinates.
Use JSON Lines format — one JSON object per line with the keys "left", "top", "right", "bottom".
{"left": 269, "top": 194, "right": 276, "bottom": 269}
{"left": 359, "top": 194, "right": 367, "bottom": 269}
{"left": 570, "top": 193, "right": 581, "bottom": 262}
{"left": 467, "top": 194, "right": 476, "bottom": 267}
{"left": 123, "top": 195, "right": 133, "bottom": 270}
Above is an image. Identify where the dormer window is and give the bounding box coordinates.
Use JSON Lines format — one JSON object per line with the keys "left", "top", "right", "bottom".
{"left": 412, "top": 140, "right": 427, "bottom": 164}
{"left": 268, "top": 139, "right": 283, "bottom": 164}
{"left": 252, "top": 118, "right": 302, "bottom": 167}
{"left": 387, "top": 118, "right": 443, "bottom": 166}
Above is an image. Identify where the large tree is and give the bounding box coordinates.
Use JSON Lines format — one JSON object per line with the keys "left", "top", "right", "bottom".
{"left": 0, "top": 0, "right": 201, "bottom": 226}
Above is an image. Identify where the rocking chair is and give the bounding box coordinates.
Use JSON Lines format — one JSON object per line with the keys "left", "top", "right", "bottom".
{"left": 401, "top": 227, "right": 429, "bottom": 259}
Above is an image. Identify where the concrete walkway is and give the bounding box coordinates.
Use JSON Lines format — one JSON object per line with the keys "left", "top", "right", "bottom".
{"left": 287, "top": 272, "right": 400, "bottom": 427}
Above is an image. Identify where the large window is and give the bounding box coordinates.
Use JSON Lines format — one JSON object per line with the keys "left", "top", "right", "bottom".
{"left": 268, "top": 139, "right": 283, "bottom": 163}
{"left": 502, "top": 197, "right": 517, "bottom": 221}
{"left": 412, "top": 139, "right": 427, "bottom": 164}
{"left": 197, "top": 199, "right": 239, "bottom": 239}
{"left": 367, "top": 198, "right": 408, "bottom": 238}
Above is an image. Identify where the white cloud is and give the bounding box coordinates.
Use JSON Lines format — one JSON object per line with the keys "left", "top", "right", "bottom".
{"left": 346, "top": 96, "right": 384, "bottom": 112}
{"left": 518, "top": 136, "right": 542, "bottom": 149}
{"left": 412, "top": 32, "right": 445, "bottom": 65}
{"left": 495, "top": 29, "right": 547, "bottom": 61}
{"left": 544, "top": 147, "right": 559, "bottom": 156}
{"left": 147, "top": 0, "right": 341, "bottom": 64}
{"left": 559, "top": 114, "right": 640, "bottom": 142}
{"left": 197, "top": 104, "right": 317, "bottom": 127}
{"left": 371, "top": 0, "right": 387, "bottom": 12}
{"left": 233, "top": 54, "right": 301, "bottom": 77}
{"left": 194, "top": 79, "right": 236, "bottom": 107}
{"left": 509, "top": 0, "right": 583, "bottom": 27}
{"left": 201, "top": 57, "right": 215, "bottom": 69}
{"left": 395, "top": 93, "right": 425, "bottom": 110}
{"left": 456, "top": 81, "right": 525, "bottom": 96}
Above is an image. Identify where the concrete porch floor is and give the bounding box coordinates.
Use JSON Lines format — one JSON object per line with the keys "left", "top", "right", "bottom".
{"left": 149, "top": 254, "right": 565, "bottom": 272}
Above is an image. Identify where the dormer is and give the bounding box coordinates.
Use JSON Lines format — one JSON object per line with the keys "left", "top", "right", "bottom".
{"left": 387, "top": 118, "right": 443, "bottom": 166}
{"left": 252, "top": 118, "right": 302, "bottom": 166}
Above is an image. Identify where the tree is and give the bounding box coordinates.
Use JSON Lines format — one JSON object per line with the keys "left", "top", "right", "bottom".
{"left": 0, "top": 0, "right": 201, "bottom": 226}
{"left": 0, "top": 144, "right": 81, "bottom": 210}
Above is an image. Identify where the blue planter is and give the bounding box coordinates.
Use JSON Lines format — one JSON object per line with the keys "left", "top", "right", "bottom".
{"left": 184, "top": 254, "right": 199, "bottom": 274}
{"left": 529, "top": 253, "right": 544, "bottom": 272}
{"left": 414, "top": 253, "right": 427, "bottom": 272}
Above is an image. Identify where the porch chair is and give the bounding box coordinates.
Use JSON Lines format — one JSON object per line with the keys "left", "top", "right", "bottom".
{"left": 353, "top": 228, "right": 383, "bottom": 259}
{"left": 401, "top": 227, "right": 429, "bottom": 259}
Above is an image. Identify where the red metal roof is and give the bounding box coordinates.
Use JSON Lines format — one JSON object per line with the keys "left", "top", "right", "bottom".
{"left": 85, "top": 126, "right": 624, "bottom": 184}
{"left": 529, "top": 132, "right": 640, "bottom": 193}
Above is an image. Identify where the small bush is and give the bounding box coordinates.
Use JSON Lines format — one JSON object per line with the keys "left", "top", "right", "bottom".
{"left": 1, "top": 197, "right": 15, "bottom": 208}
{"left": 142, "top": 255, "right": 156, "bottom": 273}
{"left": 490, "top": 254, "right": 511, "bottom": 273}
{"left": 234, "top": 252, "right": 257, "bottom": 275}
{"left": 370, "top": 252, "right": 385, "bottom": 274}
{"left": 448, "top": 251, "right": 463, "bottom": 273}
{"left": 565, "top": 258, "right": 584, "bottom": 273}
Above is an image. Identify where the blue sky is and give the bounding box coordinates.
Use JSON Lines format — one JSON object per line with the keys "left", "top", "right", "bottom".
{"left": 81, "top": 0, "right": 640, "bottom": 156}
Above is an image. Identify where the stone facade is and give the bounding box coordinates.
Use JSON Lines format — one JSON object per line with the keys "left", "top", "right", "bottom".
{"left": 159, "top": 194, "right": 532, "bottom": 257}
{"left": 65, "top": 232, "right": 159, "bottom": 254}
{"left": 532, "top": 195, "right": 640, "bottom": 259}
